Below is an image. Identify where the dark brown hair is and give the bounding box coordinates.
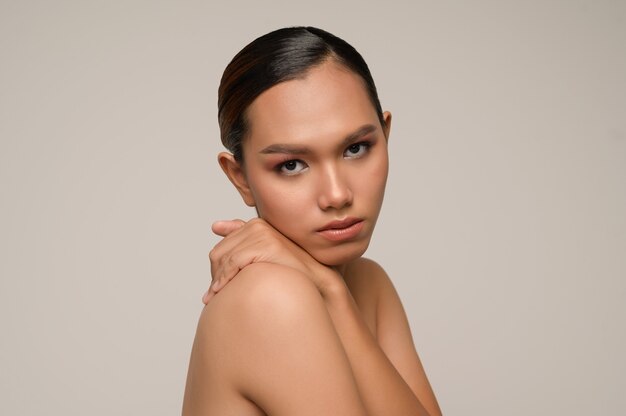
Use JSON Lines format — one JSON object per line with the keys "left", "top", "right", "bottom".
{"left": 217, "top": 26, "right": 385, "bottom": 161}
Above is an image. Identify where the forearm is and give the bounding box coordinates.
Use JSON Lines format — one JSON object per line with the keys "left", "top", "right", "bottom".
{"left": 322, "top": 282, "right": 431, "bottom": 416}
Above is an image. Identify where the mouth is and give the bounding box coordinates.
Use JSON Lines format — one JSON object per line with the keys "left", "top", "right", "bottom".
{"left": 316, "top": 217, "right": 365, "bottom": 242}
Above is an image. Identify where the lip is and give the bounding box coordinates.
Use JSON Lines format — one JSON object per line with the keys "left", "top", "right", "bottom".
{"left": 316, "top": 217, "right": 364, "bottom": 242}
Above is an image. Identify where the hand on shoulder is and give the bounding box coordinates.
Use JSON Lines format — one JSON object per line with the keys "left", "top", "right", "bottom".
{"left": 204, "top": 262, "right": 323, "bottom": 315}
{"left": 204, "top": 218, "right": 341, "bottom": 303}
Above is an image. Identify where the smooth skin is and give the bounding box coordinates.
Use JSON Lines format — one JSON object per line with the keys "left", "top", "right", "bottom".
{"left": 182, "top": 61, "right": 442, "bottom": 416}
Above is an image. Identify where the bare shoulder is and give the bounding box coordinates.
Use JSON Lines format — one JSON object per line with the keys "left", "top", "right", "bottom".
{"left": 340, "top": 257, "right": 394, "bottom": 337}
{"left": 205, "top": 263, "right": 321, "bottom": 320}
{"left": 344, "top": 256, "right": 394, "bottom": 297}
{"left": 193, "top": 262, "right": 325, "bottom": 366}
{"left": 347, "top": 256, "right": 389, "bottom": 279}
{"left": 188, "top": 262, "right": 367, "bottom": 416}
{"left": 349, "top": 257, "right": 406, "bottom": 329}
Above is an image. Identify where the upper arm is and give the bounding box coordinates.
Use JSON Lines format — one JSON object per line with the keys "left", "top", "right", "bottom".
{"left": 369, "top": 260, "right": 442, "bottom": 416}
{"left": 192, "top": 263, "right": 368, "bottom": 416}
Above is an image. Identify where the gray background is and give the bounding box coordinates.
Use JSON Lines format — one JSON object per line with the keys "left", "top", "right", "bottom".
{"left": 1, "top": 1, "right": 625, "bottom": 415}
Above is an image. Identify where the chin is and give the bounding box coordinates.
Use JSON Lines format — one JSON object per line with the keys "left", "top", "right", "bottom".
{"left": 310, "top": 240, "right": 370, "bottom": 267}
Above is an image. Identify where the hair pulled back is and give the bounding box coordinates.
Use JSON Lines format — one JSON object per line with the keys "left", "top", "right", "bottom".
{"left": 218, "top": 26, "right": 385, "bottom": 161}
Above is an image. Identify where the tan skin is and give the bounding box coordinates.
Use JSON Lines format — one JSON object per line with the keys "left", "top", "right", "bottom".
{"left": 182, "top": 61, "right": 442, "bottom": 416}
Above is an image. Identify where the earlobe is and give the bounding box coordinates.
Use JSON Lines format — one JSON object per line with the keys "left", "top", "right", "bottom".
{"left": 217, "top": 152, "right": 256, "bottom": 207}
{"left": 382, "top": 111, "right": 392, "bottom": 141}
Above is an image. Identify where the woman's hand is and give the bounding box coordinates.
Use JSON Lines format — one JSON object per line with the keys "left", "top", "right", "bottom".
{"left": 203, "top": 218, "right": 341, "bottom": 303}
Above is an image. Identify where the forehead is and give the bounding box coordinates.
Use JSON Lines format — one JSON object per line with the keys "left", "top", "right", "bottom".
{"left": 244, "top": 61, "right": 380, "bottom": 149}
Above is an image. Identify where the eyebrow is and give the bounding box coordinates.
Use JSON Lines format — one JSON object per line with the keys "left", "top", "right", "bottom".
{"left": 259, "top": 124, "right": 378, "bottom": 155}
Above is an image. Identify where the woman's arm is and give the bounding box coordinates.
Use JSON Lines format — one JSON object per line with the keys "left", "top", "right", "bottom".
{"left": 184, "top": 262, "right": 369, "bottom": 416}
{"left": 328, "top": 259, "right": 443, "bottom": 416}
{"left": 204, "top": 219, "right": 442, "bottom": 415}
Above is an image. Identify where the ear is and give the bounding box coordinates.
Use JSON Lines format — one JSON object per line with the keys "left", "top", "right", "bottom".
{"left": 217, "top": 152, "right": 256, "bottom": 207}
{"left": 382, "top": 111, "right": 392, "bottom": 142}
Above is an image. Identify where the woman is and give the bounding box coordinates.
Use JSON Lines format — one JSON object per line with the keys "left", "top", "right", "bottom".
{"left": 183, "top": 27, "right": 442, "bottom": 416}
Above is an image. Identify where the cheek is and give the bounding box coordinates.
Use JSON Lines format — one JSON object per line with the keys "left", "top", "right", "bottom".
{"left": 357, "top": 155, "right": 389, "bottom": 203}
{"left": 248, "top": 175, "right": 313, "bottom": 227}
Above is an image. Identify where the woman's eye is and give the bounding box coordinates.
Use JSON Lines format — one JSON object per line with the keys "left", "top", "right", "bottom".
{"left": 278, "top": 159, "right": 307, "bottom": 175}
{"left": 344, "top": 142, "right": 371, "bottom": 159}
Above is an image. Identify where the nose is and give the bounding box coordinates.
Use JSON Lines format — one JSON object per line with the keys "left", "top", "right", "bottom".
{"left": 317, "top": 164, "right": 353, "bottom": 211}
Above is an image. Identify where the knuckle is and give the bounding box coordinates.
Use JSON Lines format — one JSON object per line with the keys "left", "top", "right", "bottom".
{"left": 225, "top": 254, "right": 236, "bottom": 268}
{"left": 208, "top": 249, "right": 217, "bottom": 262}
{"left": 249, "top": 218, "right": 268, "bottom": 231}
{"left": 249, "top": 220, "right": 263, "bottom": 231}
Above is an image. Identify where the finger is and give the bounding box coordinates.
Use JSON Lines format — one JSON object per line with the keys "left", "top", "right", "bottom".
{"left": 203, "top": 288, "right": 215, "bottom": 304}
{"left": 208, "top": 223, "right": 251, "bottom": 279}
{"left": 207, "top": 219, "right": 276, "bottom": 295}
{"left": 205, "top": 235, "right": 271, "bottom": 304}
{"left": 208, "top": 219, "right": 268, "bottom": 277}
{"left": 206, "top": 220, "right": 264, "bottom": 303}
{"left": 213, "top": 246, "right": 258, "bottom": 292}
{"left": 208, "top": 237, "right": 251, "bottom": 293}
{"left": 212, "top": 219, "right": 246, "bottom": 237}
{"left": 203, "top": 276, "right": 223, "bottom": 303}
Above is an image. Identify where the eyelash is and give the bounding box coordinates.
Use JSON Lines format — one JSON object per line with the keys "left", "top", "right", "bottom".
{"left": 344, "top": 141, "right": 372, "bottom": 159}
{"left": 275, "top": 141, "right": 373, "bottom": 176}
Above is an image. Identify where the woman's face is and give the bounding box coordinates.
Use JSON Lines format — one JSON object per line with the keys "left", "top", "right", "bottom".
{"left": 224, "top": 61, "right": 391, "bottom": 266}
